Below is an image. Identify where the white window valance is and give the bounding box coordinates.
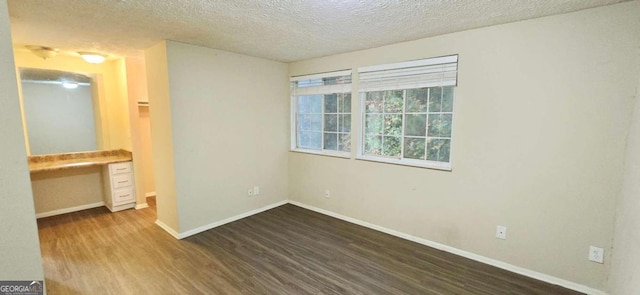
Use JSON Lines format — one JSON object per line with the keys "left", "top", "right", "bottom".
{"left": 358, "top": 55, "right": 458, "bottom": 92}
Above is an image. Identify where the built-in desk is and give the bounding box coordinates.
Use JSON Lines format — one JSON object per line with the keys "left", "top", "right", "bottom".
{"left": 28, "top": 150, "right": 136, "bottom": 216}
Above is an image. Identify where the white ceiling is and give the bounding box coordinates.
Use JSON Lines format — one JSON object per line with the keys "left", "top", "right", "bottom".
{"left": 7, "top": 0, "right": 630, "bottom": 62}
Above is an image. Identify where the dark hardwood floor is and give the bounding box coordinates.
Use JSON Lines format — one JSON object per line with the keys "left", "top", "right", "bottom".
{"left": 37, "top": 199, "right": 582, "bottom": 294}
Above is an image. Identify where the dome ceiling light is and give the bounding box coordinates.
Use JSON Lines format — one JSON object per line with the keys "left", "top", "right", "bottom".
{"left": 25, "top": 45, "right": 58, "bottom": 60}
{"left": 78, "top": 52, "right": 107, "bottom": 64}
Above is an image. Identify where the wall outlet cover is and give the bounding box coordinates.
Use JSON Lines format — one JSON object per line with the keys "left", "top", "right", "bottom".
{"left": 589, "top": 246, "right": 604, "bottom": 263}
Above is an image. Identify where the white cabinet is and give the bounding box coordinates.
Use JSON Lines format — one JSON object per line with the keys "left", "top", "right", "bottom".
{"left": 103, "top": 161, "right": 136, "bottom": 212}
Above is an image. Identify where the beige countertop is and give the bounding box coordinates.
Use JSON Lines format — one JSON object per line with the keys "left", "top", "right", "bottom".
{"left": 28, "top": 149, "right": 132, "bottom": 173}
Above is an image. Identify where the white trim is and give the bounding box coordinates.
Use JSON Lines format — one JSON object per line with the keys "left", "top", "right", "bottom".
{"left": 290, "top": 148, "right": 351, "bottom": 159}
{"left": 155, "top": 219, "right": 180, "bottom": 239}
{"left": 287, "top": 201, "right": 607, "bottom": 295}
{"left": 135, "top": 203, "right": 149, "bottom": 210}
{"left": 290, "top": 70, "right": 352, "bottom": 81}
{"left": 358, "top": 55, "right": 458, "bottom": 73}
{"left": 145, "top": 191, "right": 156, "bottom": 197}
{"left": 355, "top": 154, "right": 452, "bottom": 171}
{"left": 175, "top": 200, "right": 288, "bottom": 239}
{"left": 35, "top": 202, "right": 105, "bottom": 219}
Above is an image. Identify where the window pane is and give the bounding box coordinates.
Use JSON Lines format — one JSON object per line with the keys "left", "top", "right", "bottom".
{"left": 297, "top": 114, "right": 322, "bottom": 132}
{"left": 324, "top": 114, "right": 337, "bottom": 132}
{"left": 365, "top": 92, "right": 384, "bottom": 113}
{"left": 298, "top": 131, "right": 322, "bottom": 149}
{"left": 338, "top": 94, "right": 351, "bottom": 113}
{"left": 324, "top": 133, "right": 337, "bottom": 150}
{"left": 428, "top": 87, "right": 442, "bottom": 112}
{"left": 442, "top": 86, "right": 454, "bottom": 112}
{"left": 298, "top": 95, "right": 322, "bottom": 113}
{"left": 338, "top": 114, "right": 351, "bottom": 132}
{"left": 365, "top": 114, "right": 383, "bottom": 135}
{"left": 338, "top": 133, "right": 351, "bottom": 152}
{"left": 404, "top": 114, "right": 426, "bottom": 137}
{"left": 364, "top": 135, "right": 382, "bottom": 155}
{"left": 406, "top": 88, "right": 428, "bottom": 112}
{"left": 440, "top": 114, "right": 452, "bottom": 137}
{"left": 427, "top": 114, "right": 452, "bottom": 137}
{"left": 383, "top": 114, "right": 402, "bottom": 136}
{"left": 324, "top": 94, "right": 337, "bottom": 113}
{"left": 404, "top": 138, "right": 426, "bottom": 160}
{"left": 383, "top": 136, "right": 401, "bottom": 157}
{"left": 427, "top": 138, "right": 451, "bottom": 162}
{"left": 384, "top": 90, "right": 404, "bottom": 113}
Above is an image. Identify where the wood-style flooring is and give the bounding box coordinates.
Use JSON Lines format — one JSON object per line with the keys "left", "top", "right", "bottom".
{"left": 37, "top": 198, "right": 582, "bottom": 294}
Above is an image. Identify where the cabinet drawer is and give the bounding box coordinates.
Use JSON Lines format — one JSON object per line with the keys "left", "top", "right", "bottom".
{"left": 110, "top": 162, "right": 132, "bottom": 175}
{"left": 112, "top": 174, "right": 133, "bottom": 189}
{"left": 113, "top": 188, "right": 135, "bottom": 205}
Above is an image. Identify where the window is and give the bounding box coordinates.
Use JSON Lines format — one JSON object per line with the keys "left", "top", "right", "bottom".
{"left": 291, "top": 70, "right": 352, "bottom": 156}
{"left": 357, "top": 55, "right": 458, "bottom": 170}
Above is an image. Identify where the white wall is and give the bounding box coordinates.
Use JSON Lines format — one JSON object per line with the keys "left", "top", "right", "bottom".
{"left": 166, "top": 41, "right": 290, "bottom": 232}
{"left": 0, "top": 0, "right": 44, "bottom": 282}
{"left": 288, "top": 2, "right": 640, "bottom": 291}
{"left": 21, "top": 82, "right": 97, "bottom": 155}
{"left": 608, "top": 59, "right": 640, "bottom": 293}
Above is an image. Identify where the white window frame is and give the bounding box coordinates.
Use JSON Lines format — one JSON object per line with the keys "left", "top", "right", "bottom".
{"left": 356, "top": 55, "right": 458, "bottom": 170}
{"left": 290, "top": 70, "right": 352, "bottom": 158}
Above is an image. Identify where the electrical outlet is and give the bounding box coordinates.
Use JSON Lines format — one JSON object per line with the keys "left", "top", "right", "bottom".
{"left": 589, "top": 246, "right": 604, "bottom": 263}
{"left": 496, "top": 225, "right": 507, "bottom": 240}
{"left": 247, "top": 189, "right": 253, "bottom": 197}
{"left": 324, "top": 190, "right": 330, "bottom": 198}
{"left": 253, "top": 186, "right": 260, "bottom": 196}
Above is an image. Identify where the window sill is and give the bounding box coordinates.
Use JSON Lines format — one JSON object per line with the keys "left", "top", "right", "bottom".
{"left": 355, "top": 155, "right": 452, "bottom": 171}
{"left": 290, "top": 148, "right": 351, "bottom": 159}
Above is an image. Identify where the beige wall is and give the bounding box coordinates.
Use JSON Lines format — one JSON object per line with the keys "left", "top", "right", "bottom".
{"left": 608, "top": 56, "right": 640, "bottom": 293}
{"left": 288, "top": 2, "right": 640, "bottom": 291}
{"left": 0, "top": 0, "right": 44, "bottom": 281}
{"left": 150, "top": 40, "right": 289, "bottom": 233}
{"left": 145, "top": 41, "right": 179, "bottom": 231}
{"left": 31, "top": 167, "right": 103, "bottom": 214}
{"left": 138, "top": 105, "right": 155, "bottom": 195}
{"left": 125, "top": 57, "right": 155, "bottom": 207}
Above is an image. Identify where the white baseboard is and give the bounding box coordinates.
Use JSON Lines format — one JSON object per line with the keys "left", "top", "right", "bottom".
{"left": 288, "top": 201, "right": 607, "bottom": 295}
{"left": 145, "top": 191, "right": 156, "bottom": 198}
{"left": 36, "top": 202, "right": 105, "bottom": 219}
{"left": 175, "top": 200, "right": 288, "bottom": 239}
{"left": 155, "top": 219, "right": 180, "bottom": 239}
{"left": 135, "top": 203, "right": 149, "bottom": 210}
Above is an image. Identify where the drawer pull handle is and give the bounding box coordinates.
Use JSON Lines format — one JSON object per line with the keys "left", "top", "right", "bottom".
{"left": 121, "top": 194, "right": 130, "bottom": 197}
{"left": 118, "top": 181, "right": 128, "bottom": 183}
{"left": 116, "top": 168, "right": 127, "bottom": 170}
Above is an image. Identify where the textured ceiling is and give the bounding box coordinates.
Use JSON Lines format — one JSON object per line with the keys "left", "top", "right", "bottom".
{"left": 7, "top": 0, "right": 630, "bottom": 62}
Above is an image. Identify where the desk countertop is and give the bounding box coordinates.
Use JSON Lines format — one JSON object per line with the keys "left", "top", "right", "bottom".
{"left": 28, "top": 149, "right": 132, "bottom": 173}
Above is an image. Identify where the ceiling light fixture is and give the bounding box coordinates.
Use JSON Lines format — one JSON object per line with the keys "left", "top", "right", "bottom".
{"left": 78, "top": 52, "right": 107, "bottom": 64}
{"left": 62, "top": 82, "right": 79, "bottom": 89}
{"left": 25, "top": 45, "right": 58, "bottom": 60}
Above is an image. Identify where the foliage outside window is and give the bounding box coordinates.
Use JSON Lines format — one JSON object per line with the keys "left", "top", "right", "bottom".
{"left": 362, "top": 86, "right": 453, "bottom": 162}
{"left": 357, "top": 55, "right": 458, "bottom": 170}
{"left": 291, "top": 71, "right": 352, "bottom": 156}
